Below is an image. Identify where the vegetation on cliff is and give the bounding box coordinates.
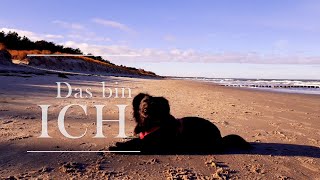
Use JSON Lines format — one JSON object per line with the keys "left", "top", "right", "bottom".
{"left": 0, "top": 31, "right": 157, "bottom": 76}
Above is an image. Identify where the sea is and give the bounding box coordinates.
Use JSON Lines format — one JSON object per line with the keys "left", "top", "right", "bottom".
{"left": 173, "top": 77, "right": 320, "bottom": 95}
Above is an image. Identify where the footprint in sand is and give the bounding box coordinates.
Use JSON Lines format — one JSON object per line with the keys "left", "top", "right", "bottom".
{"left": 217, "top": 121, "right": 229, "bottom": 126}
{"left": 307, "top": 138, "right": 320, "bottom": 146}
{"left": 272, "top": 131, "right": 296, "bottom": 142}
{"left": 296, "top": 157, "right": 320, "bottom": 172}
{"left": 25, "top": 106, "right": 35, "bottom": 110}
{"left": 165, "top": 168, "right": 205, "bottom": 180}
{"left": 2, "top": 120, "right": 13, "bottom": 124}
{"left": 273, "top": 131, "right": 286, "bottom": 137}
{"left": 289, "top": 122, "right": 303, "bottom": 128}
{"left": 60, "top": 162, "right": 86, "bottom": 174}
{"left": 139, "top": 158, "right": 160, "bottom": 165}
{"left": 9, "top": 135, "right": 33, "bottom": 141}
{"left": 9, "top": 167, "right": 54, "bottom": 179}
{"left": 102, "top": 170, "right": 128, "bottom": 179}
{"left": 79, "top": 142, "right": 97, "bottom": 149}
{"left": 269, "top": 122, "right": 281, "bottom": 127}
{"left": 300, "top": 122, "right": 312, "bottom": 126}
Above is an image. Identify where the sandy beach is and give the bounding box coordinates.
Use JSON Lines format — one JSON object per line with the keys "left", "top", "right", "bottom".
{"left": 0, "top": 72, "right": 319, "bottom": 179}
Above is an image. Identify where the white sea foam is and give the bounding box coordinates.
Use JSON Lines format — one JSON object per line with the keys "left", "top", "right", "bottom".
{"left": 173, "top": 77, "right": 320, "bottom": 95}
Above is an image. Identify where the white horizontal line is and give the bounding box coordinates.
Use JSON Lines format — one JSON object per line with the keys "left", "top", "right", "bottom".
{"left": 27, "top": 150, "right": 140, "bottom": 153}
{"left": 27, "top": 54, "right": 141, "bottom": 57}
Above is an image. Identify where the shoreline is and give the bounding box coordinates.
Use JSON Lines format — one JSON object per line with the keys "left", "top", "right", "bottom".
{"left": 175, "top": 78, "right": 320, "bottom": 96}
{"left": 178, "top": 78, "right": 320, "bottom": 97}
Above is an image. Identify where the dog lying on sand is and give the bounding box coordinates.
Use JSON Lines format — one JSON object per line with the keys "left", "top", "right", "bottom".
{"left": 109, "top": 93, "right": 251, "bottom": 154}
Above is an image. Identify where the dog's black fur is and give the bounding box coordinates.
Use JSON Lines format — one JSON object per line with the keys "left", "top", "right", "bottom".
{"left": 109, "top": 93, "right": 251, "bottom": 154}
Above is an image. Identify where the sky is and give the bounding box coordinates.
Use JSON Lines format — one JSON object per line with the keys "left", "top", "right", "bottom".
{"left": 1, "top": 0, "right": 320, "bottom": 79}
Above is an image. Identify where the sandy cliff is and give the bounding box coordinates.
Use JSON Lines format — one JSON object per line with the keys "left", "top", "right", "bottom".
{"left": 26, "top": 56, "right": 156, "bottom": 77}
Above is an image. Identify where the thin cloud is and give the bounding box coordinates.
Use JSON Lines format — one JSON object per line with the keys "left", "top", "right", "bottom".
{"left": 44, "top": 34, "right": 64, "bottom": 39}
{"left": 273, "top": 39, "right": 289, "bottom": 49}
{"left": 92, "top": 18, "right": 132, "bottom": 33}
{"left": 163, "top": 34, "right": 176, "bottom": 42}
{"left": 67, "top": 33, "right": 111, "bottom": 42}
{"left": 63, "top": 40, "right": 320, "bottom": 64}
{"left": 52, "top": 20, "right": 85, "bottom": 30}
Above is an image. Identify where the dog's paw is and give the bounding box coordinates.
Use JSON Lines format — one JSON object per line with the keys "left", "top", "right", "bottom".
{"left": 108, "top": 145, "right": 120, "bottom": 151}
{"left": 115, "top": 142, "right": 125, "bottom": 147}
{"left": 108, "top": 138, "right": 142, "bottom": 153}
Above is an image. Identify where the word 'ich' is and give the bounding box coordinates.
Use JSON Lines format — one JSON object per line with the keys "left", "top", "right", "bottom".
{"left": 38, "top": 104, "right": 128, "bottom": 139}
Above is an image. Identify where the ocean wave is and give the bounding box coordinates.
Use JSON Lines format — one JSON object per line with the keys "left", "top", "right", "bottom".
{"left": 173, "top": 77, "right": 320, "bottom": 95}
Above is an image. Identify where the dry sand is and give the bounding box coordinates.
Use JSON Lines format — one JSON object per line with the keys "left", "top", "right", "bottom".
{"left": 0, "top": 72, "right": 319, "bottom": 179}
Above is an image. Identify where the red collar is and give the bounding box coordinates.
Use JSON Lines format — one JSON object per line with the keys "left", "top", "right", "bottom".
{"left": 139, "top": 126, "right": 160, "bottom": 139}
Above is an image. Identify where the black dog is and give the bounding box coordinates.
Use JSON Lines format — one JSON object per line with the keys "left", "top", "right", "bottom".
{"left": 109, "top": 93, "right": 250, "bottom": 154}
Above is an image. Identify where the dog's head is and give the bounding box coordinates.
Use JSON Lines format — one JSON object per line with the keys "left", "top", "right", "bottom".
{"left": 132, "top": 93, "right": 170, "bottom": 134}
